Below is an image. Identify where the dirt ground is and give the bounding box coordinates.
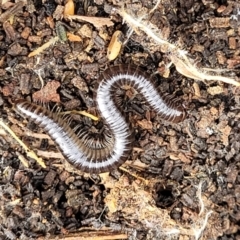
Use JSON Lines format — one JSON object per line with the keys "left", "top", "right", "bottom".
{"left": 0, "top": 0, "right": 240, "bottom": 239}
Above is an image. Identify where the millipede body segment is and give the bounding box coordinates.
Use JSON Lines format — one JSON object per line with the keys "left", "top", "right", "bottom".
{"left": 15, "top": 65, "right": 186, "bottom": 173}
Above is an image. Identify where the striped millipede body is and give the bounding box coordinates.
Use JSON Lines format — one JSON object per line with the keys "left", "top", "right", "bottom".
{"left": 15, "top": 65, "right": 186, "bottom": 173}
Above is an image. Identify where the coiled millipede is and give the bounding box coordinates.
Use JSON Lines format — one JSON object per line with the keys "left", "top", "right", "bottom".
{"left": 15, "top": 65, "right": 186, "bottom": 173}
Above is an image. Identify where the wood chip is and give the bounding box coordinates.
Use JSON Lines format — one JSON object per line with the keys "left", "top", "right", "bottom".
{"left": 3, "top": 21, "right": 16, "bottom": 40}
{"left": 218, "top": 124, "right": 231, "bottom": 146}
{"left": 20, "top": 73, "right": 31, "bottom": 95}
{"left": 44, "top": 170, "right": 57, "bottom": 185}
{"left": 196, "top": 114, "right": 214, "bottom": 138}
{"left": 7, "top": 42, "right": 22, "bottom": 56}
{"left": 32, "top": 80, "right": 60, "bottom": 103}
{"left": 217, "top": 5, "right": 227, "bottom": 13}
{"left": 67, "top": 32, "right": 82, "bottom": 42}
{"left": 21, "top": 26, "right": 31, "bottom": 39}
{"left": 2, "top": 82, "right": 15, "bottom": 96}
{"left": 0, "top": 0, "right": 25, "bottom": 23}
{"left": 209, "top": 17, "right": 230, "bottom": 28}
{"left": 193, "top": 82, "right": 201, "bottom": 98}
{"left": 207, "top": 85, "right": 224, "bottom": 95}
{"left": 78, "top": 24, "right": 93, "bottom": 38}
{"left": 28, "top": 35, "right": 42, "bottom": 44}
{"left": 46, "top": 16, "right": 55, "bottom": 29}
{"left": 177, "top": 152, "right": 191, "bottom": 164}
{"left": 53, "top": 5, "right": 64, "bottom": 20}
{"left": 227, "top": 58, "right": 240, "bottom": 69}
{"left": 191, "top": 44, "right": 204, "bottom": 52}
{"left": 210, "top": 107, "right": 218, "bottom": 116}
{"left": 71, "top": 76, "right": 89, "bottom": 92}
{"left": 137, "top": 119, "right": 153, "bottom": 130}
{"left": 229, "top": 37, "right": 236, "bottom": 49}
{"left": 216, "top": 51, "right": 226, "bottom": 65}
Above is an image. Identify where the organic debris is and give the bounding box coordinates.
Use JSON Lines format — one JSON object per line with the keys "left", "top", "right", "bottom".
{"left": 67, "top": 15, "right": 114, "bottom": 28}
{"left": 0, "top": 119, "right": 46, "bottom": 168}
{"left": 118, "top": 7, "right": 240, "bottom": 86}
{"left": 28, "top": 36, "right": 59, "bottom": 57}
{"left": 32, "top": 80, "right": 60, "bottom": 103}
{"left": 0, "top": 0, "right": 240, "bottom": 239}
{"left": 105, "top": 176, "right": 220, "bottom": 239}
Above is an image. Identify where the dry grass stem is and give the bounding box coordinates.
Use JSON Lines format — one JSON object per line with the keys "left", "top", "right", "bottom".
{"left": 0, "top": 119, "right": 46, "bottom": 168}
{"left": 16, "top": 152, "right": 29, "bottom": 168}
{"left": 118, "top": 8, "right": 240, "bottom": 86}
{"left": 60, "top": 110, "right": 99, "bottom": 121}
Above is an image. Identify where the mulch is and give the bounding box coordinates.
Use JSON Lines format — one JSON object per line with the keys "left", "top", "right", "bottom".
{"left": 0, "top": 0, "right": 240, "bottom": 239}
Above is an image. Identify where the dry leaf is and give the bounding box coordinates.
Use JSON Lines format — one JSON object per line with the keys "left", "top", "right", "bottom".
{"left": 67, "top": 15, "right": 114, "bottom": 28}
{"left": 67, "top": 32, "right": 82, "bottom": 42}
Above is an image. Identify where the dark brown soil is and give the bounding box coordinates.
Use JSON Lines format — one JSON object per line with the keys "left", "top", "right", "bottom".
{"left": 0, "top": 0, "right": 240, "bottom": 239}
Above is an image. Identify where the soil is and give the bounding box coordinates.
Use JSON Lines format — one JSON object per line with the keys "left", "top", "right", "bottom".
{"left": 0, "top": 0, "right": 240, "bottom": 239}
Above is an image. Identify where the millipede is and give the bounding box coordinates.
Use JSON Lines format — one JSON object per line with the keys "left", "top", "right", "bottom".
{"left": 15, "top": 65, "right": 186, "bottom": 173}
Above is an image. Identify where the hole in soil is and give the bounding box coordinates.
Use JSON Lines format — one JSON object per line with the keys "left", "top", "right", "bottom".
{"left": 155, "top": 186, "right": 175, "bottom": 208}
